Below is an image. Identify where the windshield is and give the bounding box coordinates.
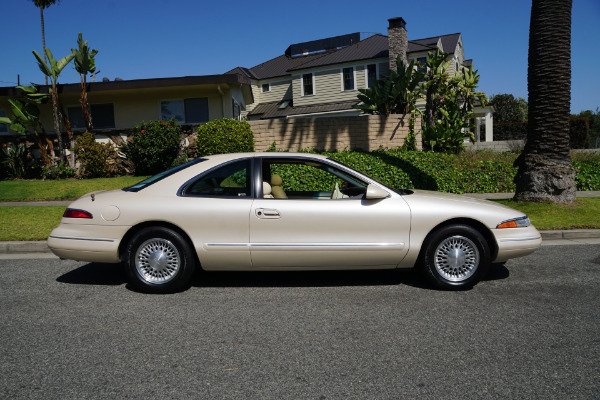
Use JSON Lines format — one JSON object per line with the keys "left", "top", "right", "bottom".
{"left": 123, "top": 158, "right": 206, "bottom": 192}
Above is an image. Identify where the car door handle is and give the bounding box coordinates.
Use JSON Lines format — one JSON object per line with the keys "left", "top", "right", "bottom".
{"left": 255, "top": 208, "right": 281, "bottom": 219}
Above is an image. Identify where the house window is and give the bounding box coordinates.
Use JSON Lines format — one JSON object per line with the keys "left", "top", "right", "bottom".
{"left": 342, "top": 67, "right": 354, "bottom": 91}
{"left": 161, "top": 98, "right": 209, "bottom": 123}
{"left": 232, "top": 99, "right": 241, "bottom": 120}
{"left": 417, "top": 57, "right": 427, "bottom": 74}
{"left": 0, "top": 109, "right": 8, "bottom": 134}
{"left": 67, "top": 104, "right": 115, "bottom": 130}
{"left": 262, "top": 83, "right": 270, "bottom": 93}
{"left": 366, "top": 64, "right": 377, "bottom": 88}
{"left": 302, "top": 73, "right": 314, "bottom": 96}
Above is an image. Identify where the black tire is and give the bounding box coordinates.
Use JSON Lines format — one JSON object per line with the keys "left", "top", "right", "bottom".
{"left": 125, "top": 227, "right": 195, "bottom": 293}
{"left": 420, "top": 224, "right": 491, "bottom": 290}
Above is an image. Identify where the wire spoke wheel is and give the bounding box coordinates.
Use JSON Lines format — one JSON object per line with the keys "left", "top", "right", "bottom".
{"left": 135, "top": 238, "right": 181, "bottom": 284}
{"left": 433, "top": 235, "right": 479, "bottom": 282}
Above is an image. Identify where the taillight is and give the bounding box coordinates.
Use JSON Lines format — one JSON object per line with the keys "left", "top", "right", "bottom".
{"left": 63, "top": 208, "right": 93, "bottom": 219}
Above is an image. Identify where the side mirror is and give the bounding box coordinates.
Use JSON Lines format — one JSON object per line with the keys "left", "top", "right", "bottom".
{"left": 365, "top": 184, "right": 389, "bottom": 200}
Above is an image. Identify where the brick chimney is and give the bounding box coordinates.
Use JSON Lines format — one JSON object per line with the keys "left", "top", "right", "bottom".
{"left": 388, "top": 17, "right": 408, "bottom": 72}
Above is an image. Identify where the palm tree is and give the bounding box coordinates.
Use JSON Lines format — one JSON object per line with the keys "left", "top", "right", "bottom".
{"left": 30, "top": 0, "right": 61, "bottom": 86}
{"left": 33, "top": 48, "right": 74, "bottom": 163}
{"left": 514, "top": 0, "right": 575, "bottom": 203}
{"left": 72, "top": 33, "right": 99, "bottom": 132}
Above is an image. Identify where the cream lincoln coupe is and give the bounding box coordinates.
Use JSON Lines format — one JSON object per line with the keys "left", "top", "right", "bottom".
{"left": 48, "top": 152, "right": 542, "bottom": 293}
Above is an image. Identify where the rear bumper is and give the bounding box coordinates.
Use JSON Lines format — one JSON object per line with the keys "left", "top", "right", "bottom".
{"left": 47, "top": 224, "right": 129, "bottom": 263}
{"left": 492, "top": 225, "right": 542, "bottom": 262}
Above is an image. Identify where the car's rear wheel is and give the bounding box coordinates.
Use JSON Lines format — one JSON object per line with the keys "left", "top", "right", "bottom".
{"left": 125, "top": 227, "right": 195, "bottom": 293}
{"left": 420, "top": 224, "right": 490, "bottom": 290}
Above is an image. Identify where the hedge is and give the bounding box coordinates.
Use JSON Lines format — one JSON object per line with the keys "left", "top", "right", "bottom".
{"left": 285, "top": 149, "right": 600, "bottom": 194}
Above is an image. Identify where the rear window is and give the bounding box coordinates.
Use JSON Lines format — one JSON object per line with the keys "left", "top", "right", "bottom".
{"left": 123, "top": 158, "right": 206, "bottom": 192}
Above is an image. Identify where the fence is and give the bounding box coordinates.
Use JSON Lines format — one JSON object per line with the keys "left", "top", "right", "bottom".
{"left": 247, "top": 114, "right": 421, "bottom": 152}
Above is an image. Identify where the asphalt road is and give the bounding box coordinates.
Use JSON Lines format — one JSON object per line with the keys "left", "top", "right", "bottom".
{"left": 1, "top": 245, "right": 599, "bottom": 399}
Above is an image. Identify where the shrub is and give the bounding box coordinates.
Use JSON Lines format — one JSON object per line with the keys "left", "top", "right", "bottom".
{"left": 573, "top": 160, "right": 600, "bottom": 191}
{"left": 1, "top": 143, "right": 39, "bottom": 179}
{"left": 41, "top": 160, "right": 76, "bottom": 180}
{"left": 274, "top": 149, "right": 598, "bottom": 194}
{"left": 196, "top": 118, "right": 254, "bottom": 156}
{"left": 121, "top": 119, "right": 182, "bottom": 176}
{"left": 74, "top": 131, "right": 118, "bottom": 178}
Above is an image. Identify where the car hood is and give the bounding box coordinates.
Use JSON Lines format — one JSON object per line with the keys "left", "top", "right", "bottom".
{"left": 400, "top": 189, "right": 527, "bottom": 227}
{"left": 408, "top": 189, "right": 513, "bottom": 209}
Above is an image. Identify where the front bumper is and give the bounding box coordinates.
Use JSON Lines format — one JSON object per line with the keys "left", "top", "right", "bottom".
{"left": 492, "top": 225, "right": 542, "bottom": 263}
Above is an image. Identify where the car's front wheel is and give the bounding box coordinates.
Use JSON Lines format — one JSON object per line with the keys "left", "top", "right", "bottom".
{"left": 125, "top": 227, "right": 195, "bottom": 293}
{"left": 420, "top": 224, "right": 490, "bottom": 290}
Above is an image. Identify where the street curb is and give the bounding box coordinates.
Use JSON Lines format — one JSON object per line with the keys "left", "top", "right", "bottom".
{"left": 2, "top": 229, "right": 600, "bottom": 254}
{"left": 0, "top": 241, "right": 51, "bottom": 254}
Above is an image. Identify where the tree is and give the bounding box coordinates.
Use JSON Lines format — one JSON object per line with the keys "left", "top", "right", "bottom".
{"left": 30, "top": 0, "right": 61, "bottom": 86}
{"left": 421, "top": 49, "right": 487, "bottom": 153}
{"left": 514, "top": 0, "right": 575, "bottom": 203}
{"left": 0, "top": 86, "right": 53, "bottom": 165}
{"left": 72, "top": 32, "right": 98, "bottom": 132}
{"left": 32, "top": 47, "right": 74, "bottom": 164}
{"left": 354, "top": 56, "right": 424, "bottom": 150}
{"left": 489, "top": 94, "right": 528, "bottom": 140}
{"left": 354, "top": 56, "right": 424, "bottom": 116}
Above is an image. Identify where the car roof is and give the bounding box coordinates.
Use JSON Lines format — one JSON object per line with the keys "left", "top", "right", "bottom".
{"left": 201, "top": 152, "right": 331, "bottom": 161}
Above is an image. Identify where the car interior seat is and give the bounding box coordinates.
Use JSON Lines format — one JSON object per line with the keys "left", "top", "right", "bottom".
{"left": 270, "top": 174, "right": 287, "bottom": 199}
{"left": 263, "top": 181, "right": 274, "bottom": 198}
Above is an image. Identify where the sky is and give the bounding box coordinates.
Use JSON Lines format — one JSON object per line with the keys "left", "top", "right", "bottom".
{"left": 1, "top": 0, "right": 599, "bottom": 114}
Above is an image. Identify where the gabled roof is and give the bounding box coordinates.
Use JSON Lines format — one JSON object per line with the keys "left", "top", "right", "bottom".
{"left": 228, "top": 32, "right": 463, "bottom": 81}
{"left": 409, "top": 33, "right": 461, "bottom": 54}
{"left": 248, "top": 99, "right": 359, "bottom": 119}
{"left": 288, "top": 34, "right": 389, "bottom": 71}
{"left": 226, "top": 52, "right": 327, "bottom": 81}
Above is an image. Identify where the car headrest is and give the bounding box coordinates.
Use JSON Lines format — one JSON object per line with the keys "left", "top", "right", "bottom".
{"left": 271, "top": 174, "right": 283, "bottom": 186}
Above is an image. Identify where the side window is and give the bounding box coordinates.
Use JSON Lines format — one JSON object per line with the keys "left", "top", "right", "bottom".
{"left": 184, "top": 159, "right": 251, "bottom": 197}
{"left": 263, "top": 160, "right": 368, "bottom": 200}
{"left": 302, "top": 73, "right": 314, "bottom": 96}
{"left": 366, "top": 64, "right": 377, "bottom": 88}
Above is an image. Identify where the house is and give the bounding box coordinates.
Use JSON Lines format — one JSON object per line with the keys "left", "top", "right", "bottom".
{"left": 0, "top": 74, "right": 253, "bottom": 140}
{"left": 228, "top": 17, "right": 494, "bottom": 141}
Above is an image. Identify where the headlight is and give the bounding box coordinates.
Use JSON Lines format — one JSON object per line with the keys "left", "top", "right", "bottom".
{"left": 496, "top": 216, "right": 531, "bottom": 229}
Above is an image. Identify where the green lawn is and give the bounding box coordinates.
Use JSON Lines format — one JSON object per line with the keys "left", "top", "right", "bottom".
{"left": 0, "top": 176, "right": 146, "bottom": 202}
{"left": 0, "top": 207, "right": 66, "bottom": 241}
{"left": 1, "top": 198, "right": 598, "bottom": 241}
{"left": 494, "top": 198, "right": 600, "bottom": 230}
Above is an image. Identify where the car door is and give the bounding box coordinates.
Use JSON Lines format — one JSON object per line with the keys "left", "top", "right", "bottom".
{"left": 249, "top": 158, "right": 411, "bottom": 269}
{"left": 179, "top": 158, "right": 254, "bottom": 270}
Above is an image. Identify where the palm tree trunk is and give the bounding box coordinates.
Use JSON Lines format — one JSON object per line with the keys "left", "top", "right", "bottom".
{"left": 40, "top": 7, "right": 48, "bottom": 86}
{"left": 51, "top": 86, "right": 64, "bottom": 162}
{"left": 513, "top": 0, "right": 575, "bottom": 203}
{"left": 80, "top": 74, "right": 93, "bottom": 132}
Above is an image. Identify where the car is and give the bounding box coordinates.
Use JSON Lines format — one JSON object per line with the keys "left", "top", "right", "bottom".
{"left": 48, "top": 152, "right": 542, "bottom": 293}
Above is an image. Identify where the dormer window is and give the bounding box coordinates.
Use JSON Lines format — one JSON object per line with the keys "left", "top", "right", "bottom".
{"left": 262, "top": 83, "right": 270, "bottom": 93}
{"left": 366, "top": 64, "right": 377, "bottom": 88}
{"left": 302, "top": 73, "right": 314, "bottom": 96}
{"left": 342, "top": 67, "right": 355, "bottom": 91}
